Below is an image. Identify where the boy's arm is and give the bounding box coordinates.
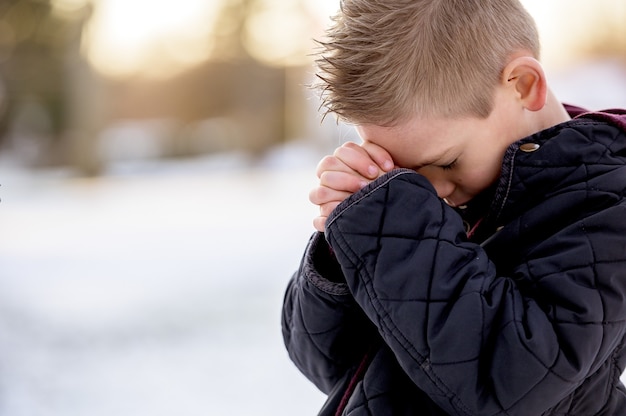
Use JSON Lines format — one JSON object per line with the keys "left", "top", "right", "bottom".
{"left": 282, "top": 141, "right": 393, "bottom": 393}
{"left": 281, "top": 232, "right": 376, "bottom": 394}
{"left": 325, "top": 169, "right": 626, "bottom": 415}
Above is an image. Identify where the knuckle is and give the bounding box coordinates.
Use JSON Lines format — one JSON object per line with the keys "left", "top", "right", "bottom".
{"left": 317, "top": 155, "right": 334, "bottom": 170}
{"left": 318, "top": 171, "right": 333, "bottom": 188}
{"left": 309, "top": 187, "right": 323, "bottom": 204}
{"left": 311, "top": 185, "right": 333, "bottom": 204}
{"left": 316, "top": 156, "right": 341, "bottom": 178}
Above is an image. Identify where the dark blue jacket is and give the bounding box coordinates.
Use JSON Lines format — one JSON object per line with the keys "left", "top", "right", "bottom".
{"left": 282, "top": 107, "right": 626, "bottom": 415}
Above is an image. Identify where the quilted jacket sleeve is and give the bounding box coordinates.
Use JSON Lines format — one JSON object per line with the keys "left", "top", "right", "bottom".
{"left": 282, "top": 233, "right": 376, "bottom": 394}
{"left": 324, "top": 169, "right": 626, "bottom": 415}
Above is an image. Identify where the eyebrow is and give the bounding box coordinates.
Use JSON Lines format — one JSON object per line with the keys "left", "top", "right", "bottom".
{"left": 410, "top": 148, "right": 454, "bottom": 170}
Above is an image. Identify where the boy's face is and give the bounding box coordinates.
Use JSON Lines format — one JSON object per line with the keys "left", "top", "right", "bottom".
{"left": 356, "top": 89, "right": 532, "bottom": 207}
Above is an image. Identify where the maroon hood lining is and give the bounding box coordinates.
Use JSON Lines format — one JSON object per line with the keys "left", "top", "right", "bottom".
{"left": 564, "top": 103, "right": 626, "bottom": 133}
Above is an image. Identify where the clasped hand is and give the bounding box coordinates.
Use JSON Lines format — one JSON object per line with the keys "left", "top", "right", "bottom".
{"left": 309, "top": 141, "right": 395, "bottom": 232}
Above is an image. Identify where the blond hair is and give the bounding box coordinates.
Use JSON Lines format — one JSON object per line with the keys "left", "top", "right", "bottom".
{"left": 315, "top": 0, "right": 540, "bottom": 125}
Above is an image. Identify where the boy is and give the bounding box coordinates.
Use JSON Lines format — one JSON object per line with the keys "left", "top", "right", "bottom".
{"left": 282, "top": 0, "right": 626, "bottom": 415}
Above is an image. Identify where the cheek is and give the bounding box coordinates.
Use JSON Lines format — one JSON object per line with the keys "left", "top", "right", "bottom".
{"left": 457, "top": 167, "right": 499, "bottom": 192}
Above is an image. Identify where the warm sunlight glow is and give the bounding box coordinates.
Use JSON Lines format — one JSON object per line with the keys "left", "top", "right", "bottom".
{"left": 305, "top": 0, "right": 340, "bottom": 21}
{"left": 51, "top": 0, "right": 90, "bottom": 13}
{"left": 82, "top": 0, "right": 220, "bottom": 79}
{"left": 244, "top": 0, "right": 313, "bottom": 67}
{"left": 58, "top": 0, "right": 621, "bottom": 79}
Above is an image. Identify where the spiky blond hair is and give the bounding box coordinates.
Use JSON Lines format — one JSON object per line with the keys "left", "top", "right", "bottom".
{"left": 315, "top": 0, "right": 540, "bottom": 125}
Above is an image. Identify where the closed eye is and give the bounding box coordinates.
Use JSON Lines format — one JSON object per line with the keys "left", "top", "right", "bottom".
{"left": 440, "top": 159, "right": 458, "bottom": 171}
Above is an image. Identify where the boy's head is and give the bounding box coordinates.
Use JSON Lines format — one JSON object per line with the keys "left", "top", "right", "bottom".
{"left": 315, "top": 0, "right": 540, "bottom": 126}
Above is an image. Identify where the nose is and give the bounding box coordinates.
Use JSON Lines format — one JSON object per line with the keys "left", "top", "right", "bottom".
{"left": 428, "top": 176, "right": 456, "bottom": 202}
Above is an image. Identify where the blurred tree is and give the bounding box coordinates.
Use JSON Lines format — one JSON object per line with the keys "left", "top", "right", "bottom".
{"left": 211, "top": 0, "right": 252, "bottom": 61}
{"left": 102, "top": 0, "right": 315, "bottom": 159}
{"left": 0, "top": 0, "right": 321, "bottom": 172}
{"left": 204, "top": 0, "right": 315, "bottom": 153}
{"left": 0, "top": 0, "right": 86, "bottom": 167}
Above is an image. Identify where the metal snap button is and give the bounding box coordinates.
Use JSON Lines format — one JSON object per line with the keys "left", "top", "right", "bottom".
{"left": 519, "top": 143, "right": 540, "bottom": 152}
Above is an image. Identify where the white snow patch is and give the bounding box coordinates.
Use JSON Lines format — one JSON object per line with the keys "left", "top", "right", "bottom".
{"left": 0, "top": 154, "right": 324, "bottom": 416}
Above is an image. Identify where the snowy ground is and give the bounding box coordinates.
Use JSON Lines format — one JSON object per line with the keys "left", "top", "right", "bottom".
{"left": 0, "top": 149, "right": 327, "bottom": 416}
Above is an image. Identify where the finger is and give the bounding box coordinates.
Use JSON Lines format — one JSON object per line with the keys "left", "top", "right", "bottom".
{"left": 315, "top": 155, "right": 351, "bottom": 178}
{"left": 333, "top": 142, "right": 381, "bottom": 179}
{"left": 319, "top": 201, "right": 340, "bottom": 218}
{"left": 309, "top": 185, "right": 353, "bottom": 206}
{"left": 319, "top": 171, "right": 367, "bottom": 194}
{"left": 313, "top": 216, "right": 327, "bottom": 233}
{"left": 361, "top": 141, "right": 395, "bottom": 172}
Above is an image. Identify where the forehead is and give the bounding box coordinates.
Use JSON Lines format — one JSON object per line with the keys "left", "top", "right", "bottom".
{"left": 356, "top": 117, "right": 469, "bottom": 166}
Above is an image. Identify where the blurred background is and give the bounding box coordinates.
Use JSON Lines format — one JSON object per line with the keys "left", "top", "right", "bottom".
{"left": 0, "top": 0, "right": 624, "bottom": 415}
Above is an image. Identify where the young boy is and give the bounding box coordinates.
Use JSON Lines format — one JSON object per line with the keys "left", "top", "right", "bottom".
{"left": 282, "top": 0, "right": 626, "bottom": 415}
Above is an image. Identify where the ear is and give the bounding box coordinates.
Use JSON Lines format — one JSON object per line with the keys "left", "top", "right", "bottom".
{"left": 502, "top": 56, "right": 547, "bottom": 112}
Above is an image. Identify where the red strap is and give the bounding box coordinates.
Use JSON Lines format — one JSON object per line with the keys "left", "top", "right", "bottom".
{"left": 335, "top": 347, "right": 376, "bottom": 416}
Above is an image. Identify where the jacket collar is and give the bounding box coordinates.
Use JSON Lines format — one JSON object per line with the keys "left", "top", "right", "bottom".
{"left": 465, "top": 103, "right": 626, "bottom": 243}
{"left": 565, "top": 104, "right": 626, "bottom": 133}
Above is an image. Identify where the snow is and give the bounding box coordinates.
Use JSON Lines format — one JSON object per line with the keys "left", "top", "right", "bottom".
{"left": 0, "top": 152, "right": 326, "bottom": 415}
